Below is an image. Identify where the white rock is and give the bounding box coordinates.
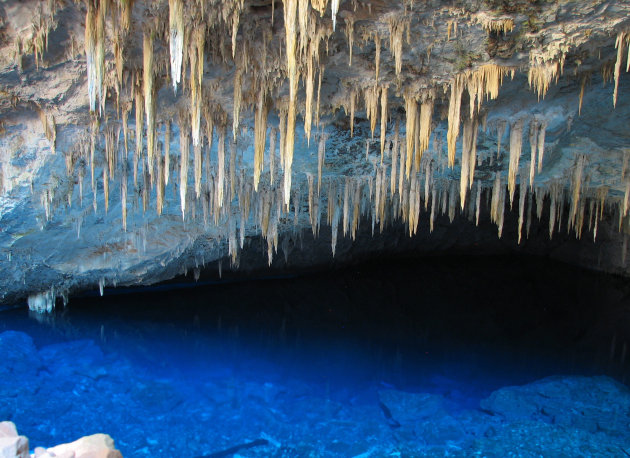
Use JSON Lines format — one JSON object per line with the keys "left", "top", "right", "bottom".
{"left": 46, "top": 434, "right": 121, "bottom": 458}
{"left": 0, "top": 435, "right": 29, "bottom": 458}
{"left": 0, "top": 422, "right": 17, "bottom": 438}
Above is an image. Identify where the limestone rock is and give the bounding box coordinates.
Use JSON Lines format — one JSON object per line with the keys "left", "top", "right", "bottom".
{"left": 0, "top": 422, "right": 17, "bottom": 439}
{"left": 0, "top": 435, "right": 28, "bottom": 458}
{"left": 45, "top": 434, "right": 122, "bottom": 458}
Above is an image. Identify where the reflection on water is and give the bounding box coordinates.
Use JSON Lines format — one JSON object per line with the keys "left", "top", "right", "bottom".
{"left": 1, "top": 255, "right": 629, "bottom": 456}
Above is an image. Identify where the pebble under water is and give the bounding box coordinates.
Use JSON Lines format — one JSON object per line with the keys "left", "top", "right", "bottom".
{"left": 1, "top": 254, "right": 630, "bottom": 457}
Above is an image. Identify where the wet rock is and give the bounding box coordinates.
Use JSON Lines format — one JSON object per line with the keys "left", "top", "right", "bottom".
{"left": 45, "top": 434, "right": 122, "bottom": 458}
{"left": 0, "top": 434, "right": 29, "bottom": 458}
{"left": 480, "top": 376, "right": 630, "bottom": 434}
{"left": 0, "top": 331, "right": 41, "bottom": 378}
{"left": 0, "top": 422, "right": 17, "bottom": 439}
{"left": 378, "top": 389, "right": 448, "bottom": 425}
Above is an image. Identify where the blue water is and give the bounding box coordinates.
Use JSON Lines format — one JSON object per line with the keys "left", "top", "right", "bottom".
{"left": 1, "top": 256, "right": 629, "bottom": 456}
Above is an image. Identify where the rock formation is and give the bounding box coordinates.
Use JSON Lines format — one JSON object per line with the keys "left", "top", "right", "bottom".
{"left": 0, "top": 0, "right": 630, "bottom": 309}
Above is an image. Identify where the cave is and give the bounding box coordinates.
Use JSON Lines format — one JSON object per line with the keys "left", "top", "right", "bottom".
{"left": 1, "top": 0, "right": 630, "bottom": 456}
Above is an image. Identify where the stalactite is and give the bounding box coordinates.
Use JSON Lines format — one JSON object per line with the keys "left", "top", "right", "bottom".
{"left": 430, "top": 185, "right": 437, "bottom": 232}
{"left": 142, "top": 165, "right": 149, "bottom": 213}
{"left": 121, "top": 154, "right": 127, "bottom": 231}
{"left": 316, "top": 66, "right": 324, "bottom": 128}
{"left": 614, "top": 32, "right": 627, "bottom": 108}
{"left": 475, "top": 182, "right": 481, "bottom": 226}
{"left": 448, "top": 180, "right": 457, "bottom": 223}
{"left": 345, "top": 16, "right": 355, "bottom": 66}
{"left": 90, "top": 116, "right": 98, "bottom": 196}
{"left": 232, "top": 66, "right": 242, "bottom": 139}
{"left": 232, "top": 8, "right": 240, "bottom": 59}
{"left": 269, "top": 127, "right": 277, "bottom": 186}
{"left": 578, "top": 75, "right": 587, "bottom": 116}
{"left": 576, "top": 198, "right": 585, "bottom": 239}
{"left": 468, "top": 118, "right": 478, "bottom": 188}
{"left": 537, "top": 121, "right": 547, "bottom": 174}
{"left": 490, "top": 173, "right": 501, "bottom": 226}
{"left": 318, "top": 133, "right": 326, "bottom": 194}
{"left": 460, "top": 117, "right": 476, "bottom": 209}
{"left": 168, "top": 0, "right": 184, "bottom": 94}
{"left": 298, "top": 0, "right": 309, "bottom": 56}
{"left": 106, "top": 125, "right": 116, "bottom": 180}
{"left": 518, "top": 179, "right": 526, "bottom": 244}
{"left": 528, "top": 120, "right": 539, "bottom": 188}
{"left": 374, "top": 33, "right": 381, "bottom": 81}
{"left": 351, "top": 180, "right": 361, "bottom": 240}
{"left": 164, "top": 121, "right": 171, "bottom": 186}
{"left": 380, "top": 85, "right": 388, "bottom": 163}
{"left": 279, "top": 107, "right": 287, "bottom": 171}
{"left": 85, "top": 0, "right": 105, "bottom": 113}
{"left": 116, "top": 106, "right": 128, "bottom": 163}
{"left": 229, "top": 137, "right": 236, "bottom": 200}
{"left": 190, "top": 27, "right": 205, "bottom": 148}
{"left": 157, "top": 144, "right": 164, "bottom": 216}
{"left": 569, "top": 155, "right": 585, "bottom": 229}
{"left": 143, "top": 31, "right": 155, "bottom": 179}
{"left": 404, "top": 92, "right": 417, "bottom": 178}
{"left": 418, "top": 96, "right": 433, "bottom": 160}
{"left": 307, "top": 173, "right": 316, "bottom": 235}
{"left": 302, "top": 53, "right": 315, "bottom": 145}
{"left": 496, "top": 120, "right": 507, "bottom": 158}
{"left": 217, "top": 124, "right": 226, "bottom": 208}
{"left": 349, "top": 89, "right": 357, "bottom": 137}
{"left": 254, "top": 88, "right": 269, "bottom": 192}
{"left": 508, "top": 119, "right": 524, "bottom": 206}
{"left": 134, "top": 83, "right": 144, "bottom": 187}
{"left": 528, "top": 61, "right": 559, "bottom": 100}
{"left": 467, "top": 65, "right": 512, "bottom": 117}
{"left": 388, "top": 17, "right": 405, "bottom": 76}
{"left": 194, "top": 141, "right": 203, "bottom": 199}
{"left": 447, "top": 76, "right": 464, "bottom": 167}
{"left": 327, "top": 181, "right": 335, "bottom": 226}
{"left": 479, "top": 17, "right": 514, "bottom": 35}
{"left": 424, "top": 160, "right": 431, "bottom": 211}
{"left": 101, "top": 164, "right": 110, "bottom": 217}
{"left": 331, "top": 0, "right": 339, "bottom": 31}
{"left": 360, "top": 85, "right": 376, "bottom": 139}
{"left": 283, "top": 0, "right": 299, "bottom": 208}
{"left": 39, "top": 110, "right": 56, "bottom": 154}
{"left": 179, "top": 114, "right": 190, "bottom": 219}
{"left": 497, "top": 182, "right": 506, "bottom": 238}
{"left": 398, "top": 142, "right": 405, "bottom": 203}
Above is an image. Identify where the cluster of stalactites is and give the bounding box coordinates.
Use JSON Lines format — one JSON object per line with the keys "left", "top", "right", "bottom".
{"left": 34, "top": 0, "right": 630, "bottom": 290}
{"left": 528, "top": 60, "right": 560, "bottom": 100}
{"left": 47, "top": 95, "right": 630, "bottom": 290}
{"left": 447, "top": 64, "right": 515, "bottom": 168}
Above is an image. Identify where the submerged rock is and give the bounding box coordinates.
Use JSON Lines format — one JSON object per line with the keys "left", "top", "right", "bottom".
{"left": 480, "top": 375, "right": 630, "bottom": 434}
